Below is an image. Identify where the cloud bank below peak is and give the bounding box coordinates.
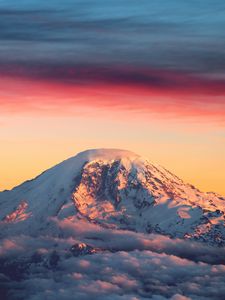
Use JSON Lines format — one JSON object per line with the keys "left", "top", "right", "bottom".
{"left": 1, "top": 218, "right": 225, "bottom": 300}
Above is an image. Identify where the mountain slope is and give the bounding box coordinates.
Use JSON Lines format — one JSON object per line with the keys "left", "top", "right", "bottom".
{"left": 0, "top": 149, "right": 224, "bottom": 245}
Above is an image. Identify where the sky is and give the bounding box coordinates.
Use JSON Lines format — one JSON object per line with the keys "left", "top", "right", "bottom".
{"left": 0, "top": 0, "right": 225, "bottom": 195}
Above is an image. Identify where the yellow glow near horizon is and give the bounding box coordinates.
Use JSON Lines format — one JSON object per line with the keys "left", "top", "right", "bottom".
{"left": 0, "top": 112, "right": 224, "bottom": 196}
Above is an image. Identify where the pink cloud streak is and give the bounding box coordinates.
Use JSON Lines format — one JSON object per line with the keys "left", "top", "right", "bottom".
{"left": 0, "top": 67, "right": 224, "bottom": 125}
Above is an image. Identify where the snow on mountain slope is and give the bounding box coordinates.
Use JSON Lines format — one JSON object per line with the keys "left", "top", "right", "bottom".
{"left": 0, "top": 149, "right": 224, "bottom": 245}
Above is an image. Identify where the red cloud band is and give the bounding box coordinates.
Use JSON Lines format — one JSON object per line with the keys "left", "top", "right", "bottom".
{"left": 0, "top": 65, "right": 225, "bottom": 124}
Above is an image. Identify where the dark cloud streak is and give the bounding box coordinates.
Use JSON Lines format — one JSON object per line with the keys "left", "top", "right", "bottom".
{"left": 1, "top": 63, "right": 225, "bottom": 97}
{"left": 0, "top": 0, "right": 225, "bottom": 74}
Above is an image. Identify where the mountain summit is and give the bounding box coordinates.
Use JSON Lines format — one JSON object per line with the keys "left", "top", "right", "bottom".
{"left": 0, "top": 149, "right": 224, "bottom": 245}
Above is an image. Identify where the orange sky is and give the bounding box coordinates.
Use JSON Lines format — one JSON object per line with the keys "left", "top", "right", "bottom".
{"left": 1, "top": 0, "right": 225, "bottom": 196}
{"left": 0, "top": 75, "right": 225, "bottom": 196}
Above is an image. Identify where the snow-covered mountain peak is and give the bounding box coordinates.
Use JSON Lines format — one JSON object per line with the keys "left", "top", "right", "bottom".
{"left": 0, "top": 149, "right": 224, "bottom": 245}
{"left": 63, "top": 148, "right": 144, "bottom": 174}
{"left": 73, "top": 148, "right": 141, "bottom": 162}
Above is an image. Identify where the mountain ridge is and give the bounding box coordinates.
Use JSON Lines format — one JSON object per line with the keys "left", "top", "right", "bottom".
{"left": 0, "top": 149, "right": 224, "bottom": 246}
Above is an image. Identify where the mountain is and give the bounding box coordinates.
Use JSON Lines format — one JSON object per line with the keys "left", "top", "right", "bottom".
{"left": 0, "top": 149, "right": 224, "bottom": 245}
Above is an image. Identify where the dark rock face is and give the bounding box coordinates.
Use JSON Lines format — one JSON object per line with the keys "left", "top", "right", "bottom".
{"left": 70, "top": 243, "right": 101, "bottom": 256}
{"left": 72, "top": 158, "right": 225, "bottom": 246}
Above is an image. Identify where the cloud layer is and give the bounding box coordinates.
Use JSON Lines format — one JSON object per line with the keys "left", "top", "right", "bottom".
{"left": 0, "top": 1, "right": 225, "bottom": 125}
{"left": 1, "top": 0, "right": 225, "bottom": 74}
{"left": 1, "top": 217, "right": 225, "bottom": 299}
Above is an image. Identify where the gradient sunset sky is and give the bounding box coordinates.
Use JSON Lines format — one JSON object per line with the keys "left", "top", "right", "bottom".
{"left": 0, "top": 0, "right": 225, "bottom": 195}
